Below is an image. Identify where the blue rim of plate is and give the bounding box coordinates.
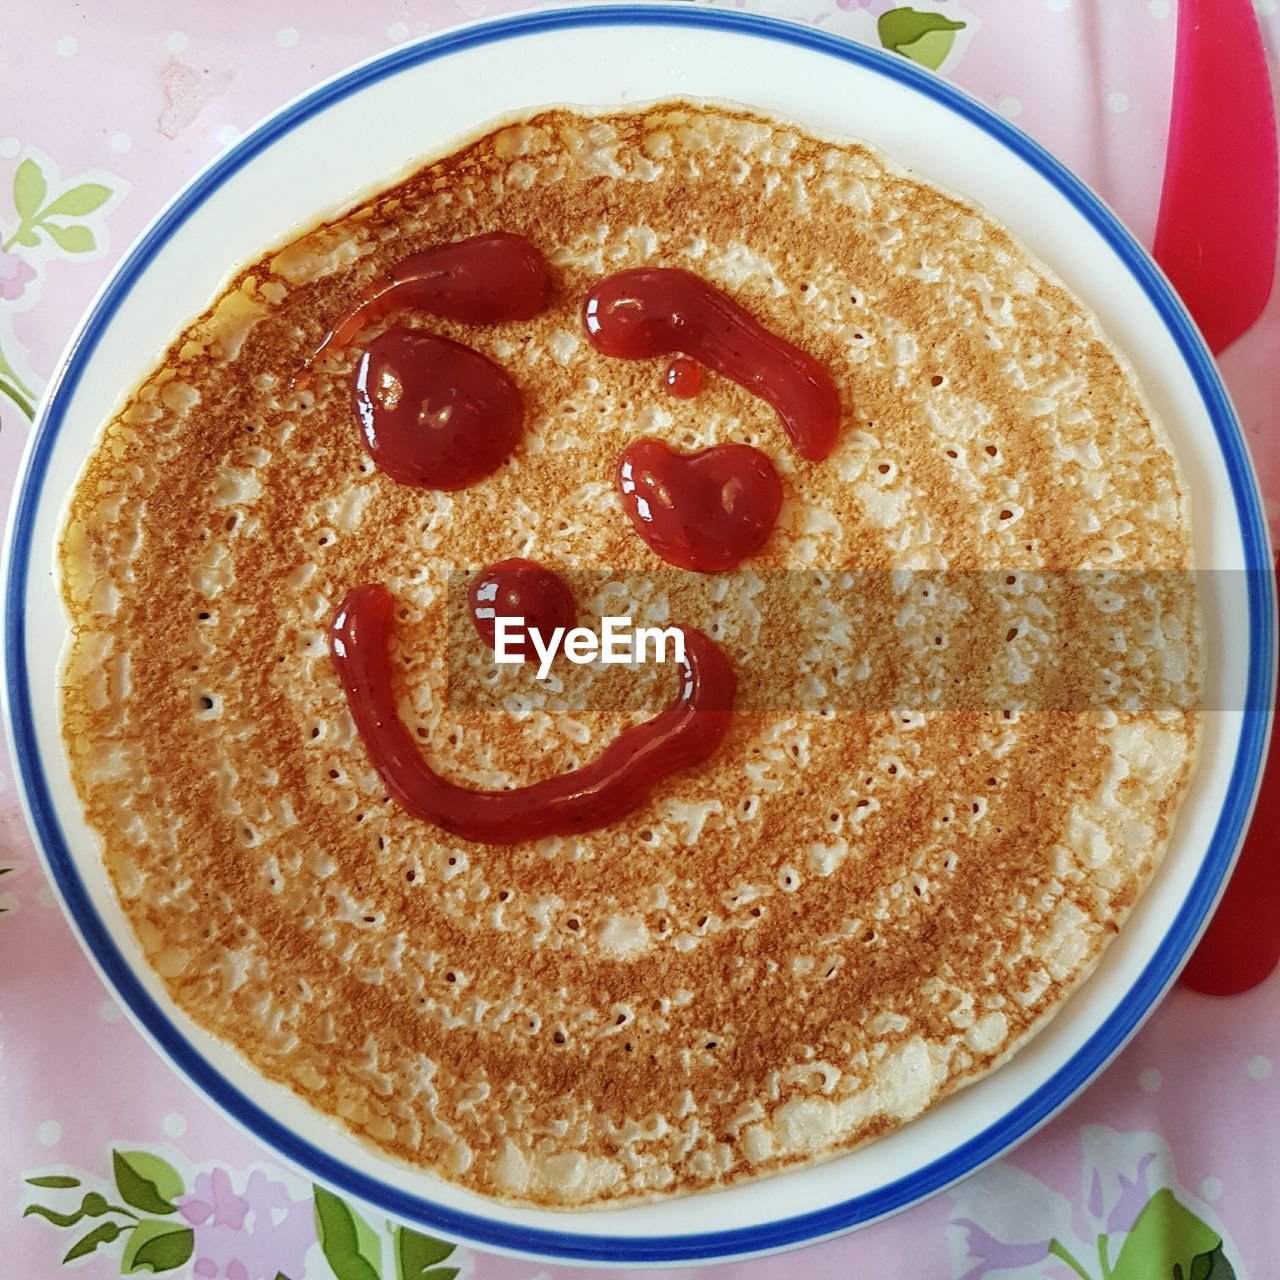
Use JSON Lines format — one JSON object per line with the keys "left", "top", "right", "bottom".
{"left": 3, "top": 4, "right": 1274, "bottom": 1266}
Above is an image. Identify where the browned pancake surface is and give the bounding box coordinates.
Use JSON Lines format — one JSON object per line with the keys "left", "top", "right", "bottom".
{"left": 60, "top": 103, "right": 1199, "bottom": 1206}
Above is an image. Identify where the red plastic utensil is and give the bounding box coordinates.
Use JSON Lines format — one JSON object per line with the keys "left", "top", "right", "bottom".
{"left": 1181, "top": 614, "right": 1280, "bottom": 995}
{"left": 1154, "top": 0, "right": 1280, "bottom": 995}
{"left": 1153, "top": 0, "right": 1278, "bottom": 354}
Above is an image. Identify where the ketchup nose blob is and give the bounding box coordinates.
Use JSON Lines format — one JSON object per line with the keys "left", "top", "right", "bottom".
{"left": 616, "top": 438, "right": 783, "bottom": 573}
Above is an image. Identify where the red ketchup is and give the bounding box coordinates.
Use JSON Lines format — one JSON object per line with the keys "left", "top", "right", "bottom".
{"left": 665, "top": 356, "right": 704, "bottom": 399}
{"left": 311, "top": 232, "right": 552, "bottom": 365}
{"left": 583, "top": 267, "right": 842, "bottom": 461}
{"left": 330, "top": 583, "right": 736, "bottom": 843}
{"left": 618, "top": 438, "right": 783, "bottom": 572}
{"left": 469, "top": 558, "right": 576, "bottom": 660}
{"left": 352, "top": 327, "right": 522, "bottom": 490}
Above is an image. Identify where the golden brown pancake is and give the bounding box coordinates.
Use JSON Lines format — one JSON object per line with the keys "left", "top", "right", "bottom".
{"left": 59, "top": 102, "right": 1200, "bottom": 1207}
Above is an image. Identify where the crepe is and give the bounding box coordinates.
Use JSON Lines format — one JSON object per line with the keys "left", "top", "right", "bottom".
{"left": 59, "top": 102, "right": 1201, "bottom": 1207}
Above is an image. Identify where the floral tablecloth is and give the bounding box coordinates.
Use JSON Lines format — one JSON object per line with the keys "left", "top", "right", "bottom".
{"left": 2, "top": 3, "right": 1278, "bottom": 1278}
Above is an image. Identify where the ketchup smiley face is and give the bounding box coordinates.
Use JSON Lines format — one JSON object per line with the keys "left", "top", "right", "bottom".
{"left": 328, "top": 253, "right": 847, "bottom": 843}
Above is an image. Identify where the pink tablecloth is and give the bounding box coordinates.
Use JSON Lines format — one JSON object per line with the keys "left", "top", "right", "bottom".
{"left": 2, "top": 3, "right": 1278, "bottom": 1278}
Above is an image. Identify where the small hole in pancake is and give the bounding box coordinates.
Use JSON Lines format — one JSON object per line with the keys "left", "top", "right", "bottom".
{"left": 198, "top": 696, "right": 214, "bottom": 711}
{"left": 554, "top": 1030, "right": 567, "bottom": 1046}
{"left": 567, "top": 917, "right": 580, "bottom": 931}
{"left": 1006, "top": 628, "right": 1019, "bottom": 642}
{"left": 624, "top": 1042, "right": 632, "bottom": 1052}
{"left": 445, "top": 971, "right": 456, "bottom": 983}
{"left": 999, "top": 509, "right": 1014, "bottom": 521}
{"left": 405, "top": 870, "right": 416, "bottom": 882}
{"left": 877, "top": 463, "right": 890, "bottom": 475}
{"left": 750, "top": 907, "right": 763, "bottom": 918}
{"left": 198, "top": 611, "right": 211, "bottom": 621}
{"left": 377, "top": 836, "right": 387, "bottom": 851}
{"left": 930, "top": 375, "right": 945, "bottom": 387}
{"left": 987, "top": 776, "right": 998, "bottom": 786}
{"left": 799, "top": 283, "right": 808, "bottom": 292}
{"left": 945, "top": 449, "right": 958, "bottom": 460}
{"left": 705, "top": 1041, "right": 717, "bottom": 1050}
{"left": 985, "top": 444, "right": 998, "bottom": 457}
{"left": 498, "top": 890, "right": 511, "bottom": 901}
{"left": 363, "top": 914, "right": 376, "bottom": 923}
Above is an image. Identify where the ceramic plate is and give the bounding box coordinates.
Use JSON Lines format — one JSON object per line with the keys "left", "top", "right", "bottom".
{"left": 3, "top": 5, "right": 1274, "bottom": 1266}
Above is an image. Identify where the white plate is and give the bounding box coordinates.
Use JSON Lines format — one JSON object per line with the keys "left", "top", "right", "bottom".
{"left": 3, "top": 5, "right": 1274, "bottom": 1267}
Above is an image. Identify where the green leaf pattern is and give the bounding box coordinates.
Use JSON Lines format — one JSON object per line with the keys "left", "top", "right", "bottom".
{"left": 395, "top": 1224, "right": 460, "bottom": 1280}
{"left": 877, "top": 6, "right": 967, "bottom": 71}
{"left": 1, "top": 147, "right": 125, "bottom": 425}
{"left": 1110, "top": 1189, "right": 1236, "bottom": 1280}
{"left": 3, "top": 154, "right": 111, "bottom": 256}
{"left": 113, "top": 1150, "right": 184, "bottom": 1215}
{"left": 314, "top": 1184, "right": 383, "bottom": 1280}
{"left": 120, "top": 1219, "right": 195, "bottom": 1274}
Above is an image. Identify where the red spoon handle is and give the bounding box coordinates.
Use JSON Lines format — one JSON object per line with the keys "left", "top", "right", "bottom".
{"left": 1181, "top": 565, "right": 1280, "bottom": 995}
{"left": 1153, "top": 0, "right": 1278, "bottom": 354}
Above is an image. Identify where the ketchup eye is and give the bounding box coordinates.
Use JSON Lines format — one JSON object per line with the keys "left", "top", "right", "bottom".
{"left": 352, "top": 328, "right": 522, "bottom": 491}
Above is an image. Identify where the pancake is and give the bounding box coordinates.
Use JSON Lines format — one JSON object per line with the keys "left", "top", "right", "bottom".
{"left": 58, "top": 101, "right": 1201, "bottom": 1207}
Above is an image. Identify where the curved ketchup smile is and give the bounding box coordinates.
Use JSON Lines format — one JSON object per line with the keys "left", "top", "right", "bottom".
{"left": 330, "top": 583, "right": 736, "bottom": 844}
